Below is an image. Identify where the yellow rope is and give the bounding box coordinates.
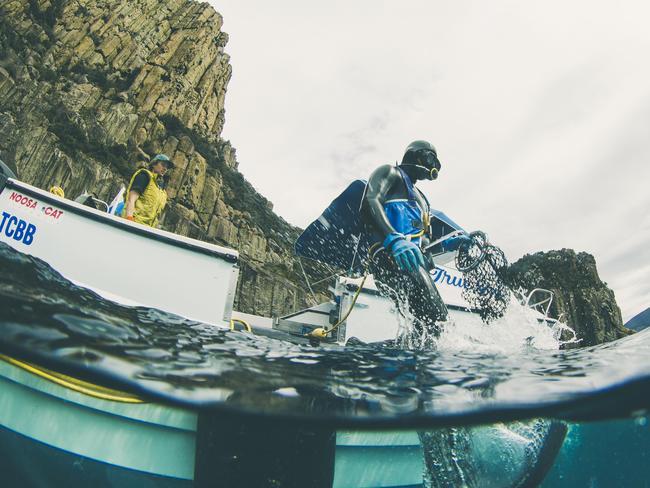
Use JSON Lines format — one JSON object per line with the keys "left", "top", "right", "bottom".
{"left": 407, "top": 211, "right": 430, "bottom": 240}
{"left": 230, "top": 318, "right": 252, "bottom": 333}
{"left": 408, "top": 227, "right": 426, "bottom": 239}
{"left": 0, "top": 354, "right": 145, "bottom": 404}
{"left": 306, "top": 274, "right": 368, "bottom": 340}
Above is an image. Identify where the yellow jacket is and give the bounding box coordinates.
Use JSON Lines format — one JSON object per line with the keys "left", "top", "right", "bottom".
{"left": 122, "top": 168, "right": 168, "bottom": 227}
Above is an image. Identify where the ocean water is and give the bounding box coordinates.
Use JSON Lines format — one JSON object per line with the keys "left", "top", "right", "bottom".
{"left": 0, "top": 241, "right": 649, "bottom": 487}
{"left": 543, "top": 417, "right": 650, "bottom": 487}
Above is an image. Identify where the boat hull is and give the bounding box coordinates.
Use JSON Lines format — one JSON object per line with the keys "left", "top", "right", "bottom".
{"left": 0, "top": 358, "right": 565, "bottom": 488}
{"left": 0, "top": 358, "right": 425, "bottom": 487}
{"left": 0, "top": 179, "right": 239, "bottom": 325}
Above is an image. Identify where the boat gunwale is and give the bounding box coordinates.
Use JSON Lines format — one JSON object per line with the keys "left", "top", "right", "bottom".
{"left": 1, "top": 178, "right": 238, "bottom": 263}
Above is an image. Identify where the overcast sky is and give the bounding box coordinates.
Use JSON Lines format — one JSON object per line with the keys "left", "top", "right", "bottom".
{"left": 210, "top": 1, "right": 650, "bottom": 321}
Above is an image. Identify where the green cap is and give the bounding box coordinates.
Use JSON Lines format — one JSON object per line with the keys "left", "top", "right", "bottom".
{"left": 151, "top": 154, "right": 174, "bottom": 169}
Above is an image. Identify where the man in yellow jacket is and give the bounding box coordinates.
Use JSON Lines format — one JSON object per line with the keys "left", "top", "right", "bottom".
{"left": 122, "top": 154, "right": 174, "bottom": 228}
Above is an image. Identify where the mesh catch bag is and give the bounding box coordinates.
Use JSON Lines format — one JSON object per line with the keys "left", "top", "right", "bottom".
{"left": 455, "top": 231, "right": 510, "bottom": 322}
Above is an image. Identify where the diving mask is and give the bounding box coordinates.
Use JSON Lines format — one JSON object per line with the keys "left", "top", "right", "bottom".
{"left": 413, "top": 149, "right": 441, "bottom": 180}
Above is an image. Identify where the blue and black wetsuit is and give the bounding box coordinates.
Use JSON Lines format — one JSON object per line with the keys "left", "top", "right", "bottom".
{"left": 363, "top": 165, "right": 448, "bottom": 336}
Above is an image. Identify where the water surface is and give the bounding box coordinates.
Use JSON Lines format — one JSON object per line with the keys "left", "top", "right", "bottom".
{"left": 0, "top": 242, "right": 648, "bottom": 429}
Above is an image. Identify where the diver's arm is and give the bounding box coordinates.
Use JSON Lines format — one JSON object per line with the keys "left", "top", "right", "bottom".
{"left": 364, "top": 164, "right": 402, "bottom": 238}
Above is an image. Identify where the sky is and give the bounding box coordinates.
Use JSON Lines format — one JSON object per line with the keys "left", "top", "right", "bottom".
{"left": 210, "top": 1, "right": 650, "bottom": 321}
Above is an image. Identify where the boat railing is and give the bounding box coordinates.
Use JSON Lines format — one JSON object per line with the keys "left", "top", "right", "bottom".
{"left": 524, "top": 288, "right": 554, "bottom": 317}
{"left": 89, "top": 197, "right": 109, "bottom": 212}
{"left": 74, "top": 193, "right": 109, "bottom": 212}
{"left": 517, "top": 287, "right": 564, "bottom": 328}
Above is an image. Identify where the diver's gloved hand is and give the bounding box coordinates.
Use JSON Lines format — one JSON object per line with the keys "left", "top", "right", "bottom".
{"left": 383, "top": 232, "right": 425, "bottom": 272}
{"left": 441, "top": 234, "right": 472, "bottom": 252}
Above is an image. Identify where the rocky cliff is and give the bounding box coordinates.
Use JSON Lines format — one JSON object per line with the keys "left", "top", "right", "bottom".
{"left": 0, "top": 0, "right": 326, "bottom": 317}
{"left": 505, "top": 249, "right": 632, "bottom": 347}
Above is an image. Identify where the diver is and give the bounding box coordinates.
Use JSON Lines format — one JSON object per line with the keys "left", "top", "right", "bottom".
{"left": 122, "top": 154, "right": 174, "bottom": 228}
{"left": 362, "top": 140, "right": 465, "bottom": 338}
{"left": 295, "top": 140, "right": 470, "bottom": 340}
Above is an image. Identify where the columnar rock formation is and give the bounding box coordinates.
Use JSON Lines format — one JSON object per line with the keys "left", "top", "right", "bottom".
{"left": 0, "top": 0, "right": 324, "bottom": 317}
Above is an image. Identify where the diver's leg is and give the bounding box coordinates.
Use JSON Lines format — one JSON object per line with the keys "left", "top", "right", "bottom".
{"left": 419, "top": 428, "right": 478, "bottom": 488}
{"left": 370, "top": 250, "right": 447, "bottom": 337}
{"left": 369, "top": 250, "right": 409, "bottom": 316}
{"left": 408, "top": 266, "right": 448, "bottom": 336}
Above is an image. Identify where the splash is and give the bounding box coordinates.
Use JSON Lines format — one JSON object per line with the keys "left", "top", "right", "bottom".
{"left": 379, "top": 259, "right": 576, "bottom": 486}
{"left": 390, "top": 286, "right": 576, "bottom": 486}
{"left": 392, "top": 290, "right": 577, "bottom": 354}
{"left": 437, "top": 299, "right": 576, "bottom": 354}
{"left": 418, "top": 419, "right": 567, "bottom": 488}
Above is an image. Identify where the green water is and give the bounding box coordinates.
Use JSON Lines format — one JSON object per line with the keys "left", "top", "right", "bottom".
{"left": 543, "top": 416, "right": 650, "bottom": 487}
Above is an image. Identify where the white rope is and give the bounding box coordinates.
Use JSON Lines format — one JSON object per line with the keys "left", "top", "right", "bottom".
{"left": 298, "top": 258, "right": 319, "bottom": 305}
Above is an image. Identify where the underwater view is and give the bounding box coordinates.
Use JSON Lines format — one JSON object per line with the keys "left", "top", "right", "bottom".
{"left": 1, "top": 241, "right": 649, "bottom": 487}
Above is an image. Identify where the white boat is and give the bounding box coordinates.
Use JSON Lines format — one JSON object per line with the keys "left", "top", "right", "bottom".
{"left": 0, "top": 167, "right": 565, "bottom": 487}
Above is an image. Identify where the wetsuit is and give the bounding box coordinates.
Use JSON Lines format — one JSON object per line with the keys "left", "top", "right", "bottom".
{"left": 363, "top": 164, "right": 448, "bottom": 336}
